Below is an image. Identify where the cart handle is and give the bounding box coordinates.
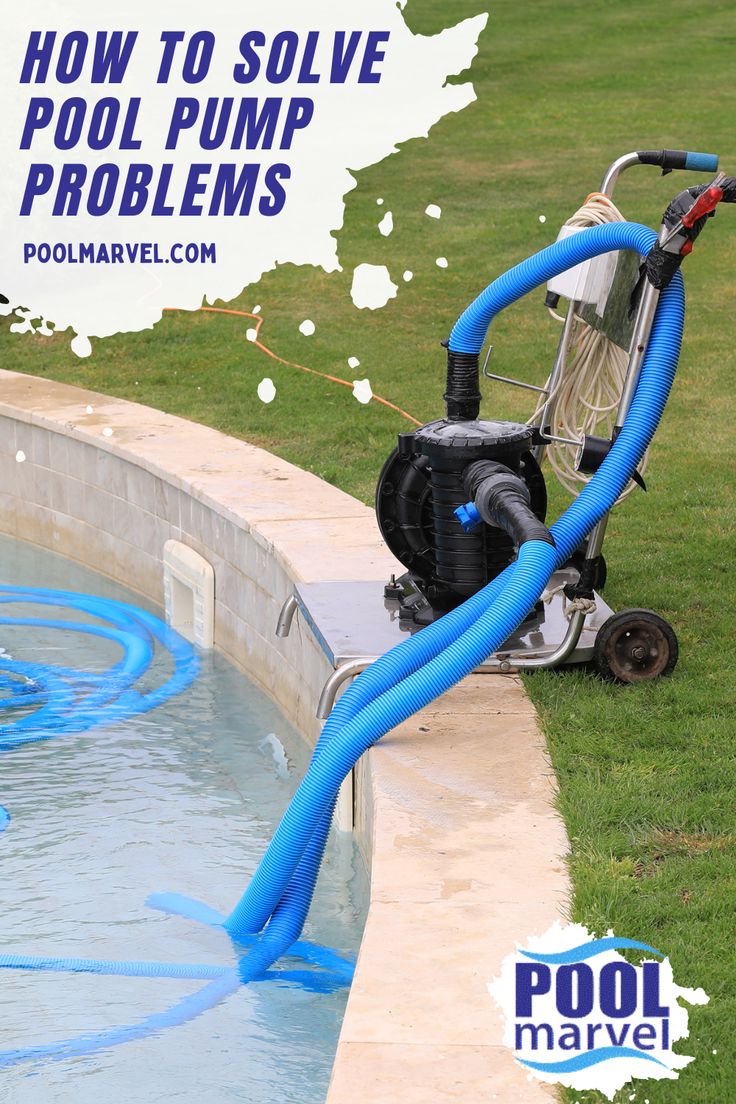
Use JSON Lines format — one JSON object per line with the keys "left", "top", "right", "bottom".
{"left": 600, "top": 149, "right": 719, "bottom": 197}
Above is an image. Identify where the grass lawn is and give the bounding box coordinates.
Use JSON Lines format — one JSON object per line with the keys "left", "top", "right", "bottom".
{"left": 2, "top": 2, "right": 735, "bottom": 1101}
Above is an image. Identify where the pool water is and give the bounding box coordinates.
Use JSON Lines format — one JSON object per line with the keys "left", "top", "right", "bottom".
{"left": 0, "top": 534, "right": 367, "bottom": 1103}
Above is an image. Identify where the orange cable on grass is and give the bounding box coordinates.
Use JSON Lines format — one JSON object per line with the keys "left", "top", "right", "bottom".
{"left": 163, "top": 305, "right": 422, "bottom": 427}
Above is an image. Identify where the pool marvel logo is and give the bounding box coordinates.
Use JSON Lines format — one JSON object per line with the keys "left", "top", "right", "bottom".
{"left": 488, "top": 923, "right": 709, "bottom": 1100}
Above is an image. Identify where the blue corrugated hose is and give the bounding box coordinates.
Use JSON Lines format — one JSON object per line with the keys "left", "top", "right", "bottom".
{"left": 0, "top": 586, "right": 199, "bottom": 748}
{"left": 2, "top": 222, "right": 685, "bottom": 1067}
{"left": 224, "top": 222, "right": 683, "bottom": 951}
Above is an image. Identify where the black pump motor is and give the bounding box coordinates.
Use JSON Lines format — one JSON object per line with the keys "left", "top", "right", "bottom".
{"left": 375, "top": 416, "right": 547, "bottom": 623}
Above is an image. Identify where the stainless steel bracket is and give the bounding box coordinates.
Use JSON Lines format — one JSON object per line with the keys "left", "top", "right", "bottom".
{"left": 275, "top": 575, "right": 613, "bottom": 719}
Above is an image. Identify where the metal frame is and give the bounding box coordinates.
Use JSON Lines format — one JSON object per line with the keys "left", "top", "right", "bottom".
{"left": 476, "top": 152, "right": 669, "bottom": 670}
{"left": 310, "top": 609, "right": 590, "bottom": 719}
{"left": 497, "top": 151, "right": 662, "bottom": 461}
{"left": 276, "top": 572, "right": 617, "bottom": 717}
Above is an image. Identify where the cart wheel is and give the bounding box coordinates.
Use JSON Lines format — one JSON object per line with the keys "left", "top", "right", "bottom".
{"left": 594, "top": 609, "right": 678, "bottom": 683}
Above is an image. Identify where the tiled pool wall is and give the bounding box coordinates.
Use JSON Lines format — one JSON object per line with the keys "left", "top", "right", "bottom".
{"left": 0, "top": 370, "right": 570, "bottom": 1103}
{"left": 0, "top": 386, "right": 394, "bottom": 760}
{"left": 2, "top": 419, "right": 330, "bottom": 727}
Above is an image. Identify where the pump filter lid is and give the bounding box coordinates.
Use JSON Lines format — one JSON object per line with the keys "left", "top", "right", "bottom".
{"left": 415, "top": 418, "right": 534, "bottom": 462}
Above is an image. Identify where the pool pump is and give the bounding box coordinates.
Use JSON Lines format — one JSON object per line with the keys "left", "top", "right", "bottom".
{"left": 376, "top": 373, "right": 549, "bottom": 626}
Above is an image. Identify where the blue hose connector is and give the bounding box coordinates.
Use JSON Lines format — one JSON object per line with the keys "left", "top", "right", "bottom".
{"left": 454, "top": 501, "right": 482, "bottom": 532}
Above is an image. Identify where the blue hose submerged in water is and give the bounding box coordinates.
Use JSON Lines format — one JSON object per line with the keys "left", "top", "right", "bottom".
{"left": 0, "top": 586, "right": 354, "bottom": 1068}
{"left": 1, "top": 222, "right": 685, "bottom": 1067}
{"left": 0, "top": 586, "right": 199, "bottom": 749}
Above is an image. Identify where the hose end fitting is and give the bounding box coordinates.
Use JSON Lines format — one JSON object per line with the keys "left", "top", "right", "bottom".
{"left": 444, "top": 349, "right": 482, "bottom": 421}
{"left": 462, "top": 460, "right": 555, "bottom": 548}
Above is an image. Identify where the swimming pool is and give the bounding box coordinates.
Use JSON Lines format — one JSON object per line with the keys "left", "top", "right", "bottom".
{"left": 0, "top": 534, "right": 367, "bottom": 1103}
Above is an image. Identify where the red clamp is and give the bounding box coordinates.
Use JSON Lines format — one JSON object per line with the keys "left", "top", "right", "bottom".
{"left": 681, "top": 184, "right": 724, "bottom": 228}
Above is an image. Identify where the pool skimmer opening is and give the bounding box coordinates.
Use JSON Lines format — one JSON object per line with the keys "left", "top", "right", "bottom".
{"left": 163, "top": 540, "right": 215, "bottom": 649}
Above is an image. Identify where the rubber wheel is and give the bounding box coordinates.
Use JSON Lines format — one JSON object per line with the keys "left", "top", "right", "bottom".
{"left": 594, "top": 609, "right": 678, "bottom": 683}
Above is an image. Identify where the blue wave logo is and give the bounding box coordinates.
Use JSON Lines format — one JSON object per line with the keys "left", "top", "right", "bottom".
{"left": 489, "top": 923, "right": 706, "bottom": 1096}
{"left": 519, "top": 936, "right": 664, "bottom": 965}
{"left": 519, "top": 1047, "right": 669, "bottom": 1074}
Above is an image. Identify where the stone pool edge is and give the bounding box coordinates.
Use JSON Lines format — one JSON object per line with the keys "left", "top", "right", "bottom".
{"left": 0, "top": 369, "right": 569, "bottom": 1103}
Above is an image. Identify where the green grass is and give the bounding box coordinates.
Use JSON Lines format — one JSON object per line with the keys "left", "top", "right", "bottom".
{"left": 2, "top": 2, "right": 736, "bottom": 1100}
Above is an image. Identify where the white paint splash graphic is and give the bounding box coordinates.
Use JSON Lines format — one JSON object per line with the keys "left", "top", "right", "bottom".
{"left": 8, "top": 306, "right": 56, "bottom": 338}
{"left": 403, "top": 270, "right": 413, "bottom": 282}
{"left": 350, "top": 263, "right": 398, "bottom": 310}
{"left": 257, "top": 377, "right": 276, "bottom": 404}
{"left": 85, "top": 404, "right": 94, "bottom": 414}
{"left": 352, "top": 378, "right": 373, "bottom": 404}
{"left": 539, "top": 214, "right": 547, "bottom": 223}
{"left": 1, "top": 3, "right": 487, "bottom": 346}
{"left": 488, "top": 922, "right": 709, "bottom": 1102}
{"left": 15, "top": 450, "right": 26, "bottom": 464}
{"left": 347, "top": 356, "right": 360, "bottom": 369}
{"left": 70, "top": 335, "right": 92, "bottom": 359}
{"left": 102, "top": 427, "right": 113, "bottom": 437}
{"left": 425, "top": 203, "right": 442, "bottom": 219}
{"left": 10, "top": 309, "right": 35, "bottom": 336}
{"left": 246, "top": 327, "right": 258, "bottom": 343}
{"left": 436, "top": 256, "right": 449, "bottom": 268}
{"left": 378, "top": 211, "right": 394, "bottom": 236}
{"left": 298, "top": 319, "right": 316, "bottom": 336}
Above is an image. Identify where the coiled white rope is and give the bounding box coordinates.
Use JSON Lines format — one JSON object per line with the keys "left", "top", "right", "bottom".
{"left": 531, "top": 192, "right": 648, "bottom": 500}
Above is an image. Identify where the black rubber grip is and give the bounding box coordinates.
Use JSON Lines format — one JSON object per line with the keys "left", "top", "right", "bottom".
{"left": 637, "top": 149, "right": 719, "bottom": 173}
